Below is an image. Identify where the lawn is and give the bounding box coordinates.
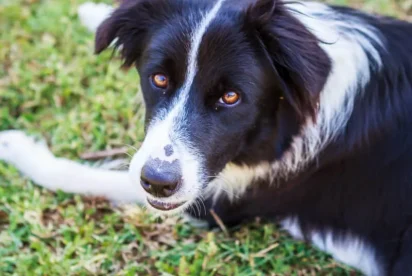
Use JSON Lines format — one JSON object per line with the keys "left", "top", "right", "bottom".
{"left": 0, "top": 0, "right": 410, "bottom": 275}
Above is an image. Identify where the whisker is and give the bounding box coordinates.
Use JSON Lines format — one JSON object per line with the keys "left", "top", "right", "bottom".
{"left": 187, "top": 204, "right": 196, "bottom": 218}
{"left": 198, "top": 195, "right": 208, "bottom": 216}
{"left": 116, "top": 163, "right": 130, "bottom": 170}
{"left": 195, "top": 200, "right": 201, "bottom": 218}
{"left": 191, "top": 199, "right": 199, "bottom": 218}
{"left": 122, "top": 144, "right": 140, "bottom": 153}
{"left": 124, "top": 152, "right": 134, "bottom": 159}
{"left": 195, "top": 197, "right": 203, "bottom": 217}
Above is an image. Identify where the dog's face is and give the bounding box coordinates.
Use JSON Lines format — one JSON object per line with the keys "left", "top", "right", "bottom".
{"left": 95, "top": 0, "right": 330, "bottom": 214}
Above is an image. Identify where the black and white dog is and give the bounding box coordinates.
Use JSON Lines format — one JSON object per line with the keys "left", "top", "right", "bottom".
{"left": 2, "top": 0, "right": 412, "bottom": 274}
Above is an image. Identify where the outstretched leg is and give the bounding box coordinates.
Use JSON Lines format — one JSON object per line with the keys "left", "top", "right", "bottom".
{"left": 0, "top": 130, "right": 145, "bottom": 205}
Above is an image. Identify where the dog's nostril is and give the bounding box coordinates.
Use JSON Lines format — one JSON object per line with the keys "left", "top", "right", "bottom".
{"left": 140, "top": 179, "right": 152, "bottom": 190}
{"left": 140, "top": 178, "right": 180, "bottom": 198}
{"left": 162, "top": 183, "right": 178, "bottom": 197}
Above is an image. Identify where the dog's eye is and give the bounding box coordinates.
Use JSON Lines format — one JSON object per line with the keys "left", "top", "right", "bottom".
{"left": 218, "top": 91, "right": 241, "bottom": 106}
{"left": 151, "top": 74, "right": 169, "bottom": 89}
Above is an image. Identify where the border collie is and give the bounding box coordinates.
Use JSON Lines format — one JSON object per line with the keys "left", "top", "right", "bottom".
{"left": 2, "top": 0, "right": 412, "bottom": 274}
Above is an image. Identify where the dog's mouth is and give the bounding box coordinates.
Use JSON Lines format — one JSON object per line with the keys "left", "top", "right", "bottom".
{"left": 147, "top": 198, "right": 187, "bottom": 211}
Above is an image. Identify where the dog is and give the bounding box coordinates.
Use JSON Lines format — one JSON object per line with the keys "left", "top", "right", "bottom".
{"left": 2, "top": 0, "right": 412, "bottom": 274}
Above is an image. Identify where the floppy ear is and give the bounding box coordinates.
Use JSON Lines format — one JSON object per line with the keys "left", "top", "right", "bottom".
{"left": 246, "top": 0, "right": 331, "bottom": 121}
{"left": 94, "top": 0, "right": 169, "bottom": 68}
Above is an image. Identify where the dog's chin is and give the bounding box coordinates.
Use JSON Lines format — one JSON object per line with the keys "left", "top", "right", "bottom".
{"left": 144, "top": 197, "right": 192, "bottom": 216}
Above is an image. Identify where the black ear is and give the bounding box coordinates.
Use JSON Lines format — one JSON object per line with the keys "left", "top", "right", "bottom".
{"left": 94, "top": 16, "right": 120, "bottom": 55}
{"left": 94, "top": 0, "right": 168, "bottom": 68}
{"left": 246, "top": 0, "right": 331, "bottom": 121}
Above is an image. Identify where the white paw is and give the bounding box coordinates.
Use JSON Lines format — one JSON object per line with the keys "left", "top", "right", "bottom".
{"left": 0, "top": 130, "right": 54, "bottom": 168}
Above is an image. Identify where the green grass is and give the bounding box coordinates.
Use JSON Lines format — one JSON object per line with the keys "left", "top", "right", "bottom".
{"left": 0, "top": 0, "right": 410, "bottom": 275}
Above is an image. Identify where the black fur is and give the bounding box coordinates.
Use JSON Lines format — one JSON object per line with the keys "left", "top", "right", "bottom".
{"left": 96, "top": 0, "right": 412, "bottom": 274}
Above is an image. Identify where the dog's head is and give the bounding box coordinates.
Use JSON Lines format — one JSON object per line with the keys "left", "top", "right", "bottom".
{"left": 95, "top": 0, "right": 331, "bottom": 214}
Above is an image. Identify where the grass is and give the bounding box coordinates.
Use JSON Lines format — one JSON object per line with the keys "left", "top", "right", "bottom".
{"left": 0, "top": 0, "right": 410, "bottom": 275}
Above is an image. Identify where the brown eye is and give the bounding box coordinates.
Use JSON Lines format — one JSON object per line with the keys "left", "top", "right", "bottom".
{"left": 219, "top": 91, "right": 240, "bottom": 106}
{"left": 151, "top": 74, "right": 168, "bottom": 89}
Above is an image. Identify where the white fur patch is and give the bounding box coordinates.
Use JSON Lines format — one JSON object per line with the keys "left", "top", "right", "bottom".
{"left": 206, "top": 162, "right": 271, "bottom": 202}
{"left": 128, "top": 0, "right": 226, "bottom": 214}
{"left": 281, "top": 217, "right": 383, "bottom": 276}
{"left": 0, "top": 130, "right": 145, "bottom": 204}
{"left": 280, "top": 217, "right": 304, "bottom": 240}
{"left": 216, "top": 1, "right": 384, "bottom": 196}
{"left": 78, "top": 2, "right": 113, "bottom": 32}
{"left": 277, "top": 1, "right": 383, "bottom": 174}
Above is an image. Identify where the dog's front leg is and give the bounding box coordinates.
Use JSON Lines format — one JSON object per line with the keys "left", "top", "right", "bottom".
{"left": 184, "top": 185, "right": 282, "bottom": 229}
{"left": 0, "top": 130, "right": 146, "bottom": 205}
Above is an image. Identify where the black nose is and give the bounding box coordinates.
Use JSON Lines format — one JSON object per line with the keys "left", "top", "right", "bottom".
{"left": 140, "top": 158, "right": 182, "bottom": 198}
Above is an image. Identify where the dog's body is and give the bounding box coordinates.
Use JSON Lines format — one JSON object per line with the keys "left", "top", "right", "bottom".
{"left": 2, "top": 0, "right": 412, "bottom": 275}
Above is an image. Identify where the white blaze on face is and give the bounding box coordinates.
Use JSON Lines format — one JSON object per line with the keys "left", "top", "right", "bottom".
{"left": 129, "top": 0, "right": 226, "bottom": 213}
